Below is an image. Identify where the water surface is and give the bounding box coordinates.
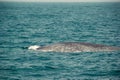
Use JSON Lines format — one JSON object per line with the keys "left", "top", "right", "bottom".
{"left": 0, "top": 2, "right": 120, "bottom": 80}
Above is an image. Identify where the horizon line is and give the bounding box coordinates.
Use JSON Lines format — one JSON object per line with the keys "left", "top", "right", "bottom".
{"left": 0, "top": 0, "right": 120, "bottom": 2}
{"left": 0, "top": 1, "right": 120, "bottom": 3}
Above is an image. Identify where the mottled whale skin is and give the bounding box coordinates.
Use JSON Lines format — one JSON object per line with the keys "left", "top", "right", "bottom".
{"left": 28, "top": 42, "right": 120, "bottom": 52}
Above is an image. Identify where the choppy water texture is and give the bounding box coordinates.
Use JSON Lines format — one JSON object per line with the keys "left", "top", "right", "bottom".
{"left": 0, "top": 2, "right": 120, "bottom": 80}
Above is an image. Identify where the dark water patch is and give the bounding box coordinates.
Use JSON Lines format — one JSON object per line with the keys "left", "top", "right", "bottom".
{"left": 26, "top": 73, "right": 44, "bottom": 77}
{"left": 28, "top": 14, "right": 57, "bottom": 19}
{"left": 108, "top": 70, "right": 120, "bottom": 76}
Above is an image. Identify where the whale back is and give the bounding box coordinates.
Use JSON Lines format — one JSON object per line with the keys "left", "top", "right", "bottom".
{"left": 37, "top": 42, "right": 120, "bottom": 52}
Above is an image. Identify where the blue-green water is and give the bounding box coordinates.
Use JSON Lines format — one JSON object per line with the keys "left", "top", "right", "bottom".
{"left": 0, "top": 2, "right": 120, "bottom": 80}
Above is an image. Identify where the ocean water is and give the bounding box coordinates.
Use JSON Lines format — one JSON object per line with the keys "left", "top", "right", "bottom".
{"left": 0, "top": 2, "right": 120, "bottom": 80}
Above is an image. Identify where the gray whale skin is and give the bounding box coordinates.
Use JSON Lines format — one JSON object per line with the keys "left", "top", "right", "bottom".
{"left": 28, "top": 42, "right": 120, "bottom": 52}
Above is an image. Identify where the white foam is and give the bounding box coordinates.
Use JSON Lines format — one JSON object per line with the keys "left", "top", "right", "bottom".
{"left": 28, "top": 45, "right": 40, "bottom": 50}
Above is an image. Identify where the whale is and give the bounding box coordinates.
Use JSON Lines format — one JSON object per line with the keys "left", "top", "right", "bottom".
{"left": 28, "top": 42, "right": 120, "bottom": 53}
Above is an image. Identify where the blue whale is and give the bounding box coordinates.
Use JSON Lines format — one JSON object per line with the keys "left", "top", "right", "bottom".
{"left": 28, "top": 42, "right": 120, "bottom": 52}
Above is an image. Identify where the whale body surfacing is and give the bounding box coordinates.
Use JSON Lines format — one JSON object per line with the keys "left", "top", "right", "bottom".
{"left": 28, "top": 42, "right": 120, "bottom": 53}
